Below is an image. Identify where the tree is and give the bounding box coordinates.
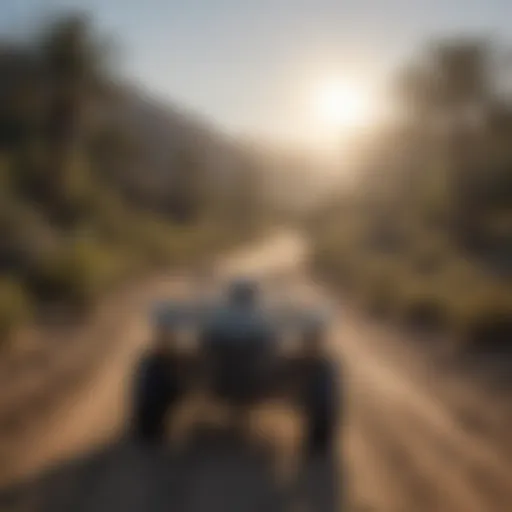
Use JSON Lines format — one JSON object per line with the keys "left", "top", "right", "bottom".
{"left": 37, "top": 14, "right": 110, "bottom": 216}
{"left": 394, "top": 39, "right": 508, "bottom": 249}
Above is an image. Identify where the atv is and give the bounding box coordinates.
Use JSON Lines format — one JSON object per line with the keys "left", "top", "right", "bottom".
{"left": 131, "top": 281, "right": 341, "bottom": 454}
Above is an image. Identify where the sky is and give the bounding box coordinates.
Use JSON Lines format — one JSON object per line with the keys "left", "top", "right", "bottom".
{"left": 1, "top": 0, "right": 512, "bottom": 149}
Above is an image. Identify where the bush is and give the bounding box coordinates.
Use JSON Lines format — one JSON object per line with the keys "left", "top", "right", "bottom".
{"left": 409, "top": 248, "right": 445, "bottom": 277}
{"left": 133, "top": 218, "right": 179, "bottom": 267}
{"left": 0, "top": 196, "right": 58, "bottom": 278}
{"left": 10, "top": 142, "right": 50, "bottom": 202}
{"left": 0, "top": 154, "right": 12, "bottom": 191}
{"left": 400, "top": 294, "right": 449, "bottom": 333}
{"left": 361, "top": 277, "right": 400, "bottom": 320}
{"left": 456, "top": 286, "right": 512, "bottom": 353}
{"left": 309, "top": 236, "right": 361, "bottom": 289}
{"left": 460, "top": 307, "right": 512, "bottom": 353}
{"left": 0, "top": 277, "right": 33, "bottom": 345}
{"left": 31, "top": 238, "right": 118, "bottom": 312}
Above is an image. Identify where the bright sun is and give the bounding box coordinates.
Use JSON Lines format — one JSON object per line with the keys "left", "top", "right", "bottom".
{"left": 314, "top": 79, "right": 373, "bottom": 131}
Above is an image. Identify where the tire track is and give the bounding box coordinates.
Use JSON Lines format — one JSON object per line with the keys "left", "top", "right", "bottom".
{"left": 337, "top": 301, "right": 512, "bottom": 511}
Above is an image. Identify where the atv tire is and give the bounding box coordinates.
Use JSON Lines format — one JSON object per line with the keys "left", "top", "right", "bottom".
{"left": 131, "top": 353, "right": 181, "bottom": 443}
{"left": 302, "top": 358, "right": 340, "bottom": 455}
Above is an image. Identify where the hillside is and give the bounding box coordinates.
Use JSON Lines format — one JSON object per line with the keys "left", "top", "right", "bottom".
{"left": 102, "top": 87, "right": 334, "bottom": 215}
{"left": 0, "top": 14, "right": 269, "bottom": 343}
{"left": 309, "top": 38, "right": 512, "bottom": 354}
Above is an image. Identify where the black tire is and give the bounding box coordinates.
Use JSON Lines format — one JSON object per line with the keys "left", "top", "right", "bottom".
{"left": 132, "top": 399, "right": 169, "bottom": 443}
{"left": 302, "top": 358, "right": 340, "bottom": 455}
{"left": 131, "top": 353, "right": 181, "bottom": 443}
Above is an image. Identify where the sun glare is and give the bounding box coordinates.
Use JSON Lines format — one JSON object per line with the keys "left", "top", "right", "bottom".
{"left": 314, "top": 79, "right": 373, "bottom": 131}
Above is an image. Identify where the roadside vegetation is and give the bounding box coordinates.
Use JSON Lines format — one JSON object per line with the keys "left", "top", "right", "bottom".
{"left": 0, "top": 13, "right": 265, "bottom": 346}
{"left": 309, "top": 39, "right": 512, "bottom": 353}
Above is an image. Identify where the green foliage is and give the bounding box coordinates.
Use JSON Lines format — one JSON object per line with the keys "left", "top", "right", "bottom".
{"left": 396, "top": 286, "right": 450, "bottom": 333}
{"left": 360, "top": 275, "right": 400, "bottom": 320}
{"left": 0, "top": 12, "right": 265, "bottom": 344}
{"left": 28, "top": 238, "right": 111, "bottom": 310}
{"left": 463, "top": 308, "right": 512, "bottom": 351}
{"left": 309, "top": 36, "right": 512, "bottom": 353}
{"left": 0, "top": 277, "right": 33, "bottom": 344}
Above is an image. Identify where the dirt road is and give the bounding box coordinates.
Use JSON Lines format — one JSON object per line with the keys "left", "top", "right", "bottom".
{"left": 318, "top": 290, "right": 512, "bottom": 512}
{"left": 2, "top": 232, "right": 512, "bottom": 511}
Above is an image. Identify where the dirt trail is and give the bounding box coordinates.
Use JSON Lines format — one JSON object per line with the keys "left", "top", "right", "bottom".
{"left": 326, "top": 291, "right": 512, "bottom": 512}
{"left": 2, "top": 232, "right": 512, "bottom": 511}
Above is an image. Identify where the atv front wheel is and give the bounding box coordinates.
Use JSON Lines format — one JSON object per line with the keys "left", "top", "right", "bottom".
{"left": 131, "top": 353, "right": 181, "bottom": 443}
{"left": 302, "top": 358, "right": 340, "bottom": 455}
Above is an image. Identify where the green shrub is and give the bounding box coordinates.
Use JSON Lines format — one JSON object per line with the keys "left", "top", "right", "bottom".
{"left": 10, "top": 141, "right": 49, "bottom": 201}
{"left": 31, "top": 238, "right": 118, "bottom": 311}
{"left": 464, "top": 310, "right": 512, "bottom": 352}
{"left": 0, "top": 277, "right": 33, "bottom": 345}
{"left": 400, "top": 294, "right": 449, "bottom": 333}
{"left": 0, "top": 154, "right": 12, "bottom": 191}
{"left": 135, "top": 219, "right": 178, "bottom": 267}
{"left": 376, "top": 267, "right": 451, "bottom": 333}
{"left": 361, "top": 276, "right": 400, "bottom": 319}
{"left": 409, "top": 248, "right": 445, "bottom": 277}
{"left": 455, "top": 285, "right": 512, "bottom": 352}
